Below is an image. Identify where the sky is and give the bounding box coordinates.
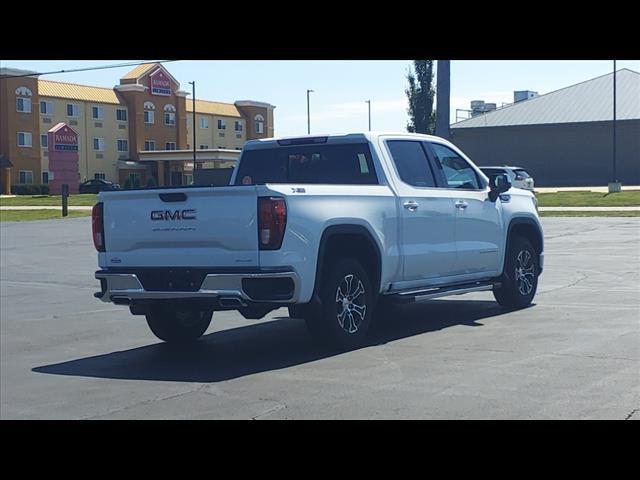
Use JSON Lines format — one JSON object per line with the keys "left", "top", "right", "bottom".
{"left": 3, "top": 59, "right": 639, "bottom": 137}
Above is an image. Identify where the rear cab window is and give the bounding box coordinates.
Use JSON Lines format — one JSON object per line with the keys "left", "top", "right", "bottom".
{"left": 235, "top": 142, "right": 378, "bottom": 185}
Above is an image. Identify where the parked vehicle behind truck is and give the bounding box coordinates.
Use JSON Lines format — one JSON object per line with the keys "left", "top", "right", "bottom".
{"left": 93, "top": 133, "right": 543, "bottom": 349}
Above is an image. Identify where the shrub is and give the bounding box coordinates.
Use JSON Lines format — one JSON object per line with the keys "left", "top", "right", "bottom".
{"left": 11, "top": 184, "right": 50, "bottom": 195}
{"left": 123, "top": 178, "right": 132, "bottom": 190}
{"left": 145, "top": 177, "right": 157, "bottom": 188}
{"left": 132, "top": 176, "right": 141, "bottom": 189}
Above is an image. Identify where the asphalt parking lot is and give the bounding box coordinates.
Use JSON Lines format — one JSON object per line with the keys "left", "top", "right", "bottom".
{"left": 1, "top": 217, "right": 638, "bottom": 419}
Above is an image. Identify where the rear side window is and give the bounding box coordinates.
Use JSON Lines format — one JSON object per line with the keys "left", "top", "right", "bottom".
{"left": 234, "top": 143, "right": 378, "bottom": 185}
{"left": 386, "top": 140, "right": 437, "bottom": 188}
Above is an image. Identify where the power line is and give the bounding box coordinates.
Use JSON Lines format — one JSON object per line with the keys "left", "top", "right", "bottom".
{"left": 0, "top": 60, "right": 177, "bottom": 79}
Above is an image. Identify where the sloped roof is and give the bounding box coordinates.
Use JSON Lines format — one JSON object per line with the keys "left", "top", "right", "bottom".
{"left": 38, "top": 79, "right": 122, "bottom": 104}
{"left": 451, "top": 68, "right": 640, "bottom": 129}
{"left": 120, "top": 63, "right": 157, "bottom": 80}
{"left": 187, "top": 99, "right": 242, "bottom": 118}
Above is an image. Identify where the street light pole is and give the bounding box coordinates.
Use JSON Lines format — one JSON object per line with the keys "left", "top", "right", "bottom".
{"left": 366, "top": 100, "right": 371, "bottom": 131}
{"left": 188, "top": 81, "right": 196, "bottom": 166}
{"left": 307, "top": 89, "right": 314, "bottom": 134}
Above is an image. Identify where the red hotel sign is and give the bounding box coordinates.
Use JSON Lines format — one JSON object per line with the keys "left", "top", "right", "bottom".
{"left": 54, "top": 130, "right": 78, "bottom": 151}
{"left": 150, "top": 68, "right": 172, "bottom": 96}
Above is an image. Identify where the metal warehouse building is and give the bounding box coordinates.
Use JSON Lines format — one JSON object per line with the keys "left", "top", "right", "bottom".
{"left": 450, "top": 69, "right": 640, "bottom": 187}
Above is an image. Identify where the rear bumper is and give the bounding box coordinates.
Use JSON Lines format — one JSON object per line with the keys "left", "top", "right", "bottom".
{"left": 95, "top": 269, "right": 300, "bottom": 305}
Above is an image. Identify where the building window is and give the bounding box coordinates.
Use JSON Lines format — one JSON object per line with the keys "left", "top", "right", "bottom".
{"left": 41, "top": 134, "right": 48, "bottom": 148}
{"left": 67, "top": 103, "right": 80, "bottom": 117}
{"left": 144, "top": 140, "right": 156, "bottom": 151}
{"left": 116, "top": 108, "right": 128, "bottom": 122}
{"left": 144, "top": 110, "right": 155, "bottom": 124}
{"left": 92, "top": 106, "right": 104, "bottom": 120}
{"left": 165, "top": 112, "right": 176, "bottom": 125}
{"left": 200, "top": 117, "right": 209, "bottom": 129}
{"left": 19, "top": 170, "right": 34, "bottom": 184}
{"left": 235, "top": 121, "right": 243, "bottom": 132}
{"left": 199, "top": 144, "right": 208, "bottom": 150}
{"left": 165, "top": 142, "right": 176, "bottom": 150}
{"left": 42, "top": 171, "right": 50, "bottom": 184}
{"left": 94, "top": 173, "right": 106, "bottom": 180}
{"left": 17, "top": 132, "right": 32, "bottom": 147}
{"left": 16, "top": 97, "right": 32, "bottom": 113}
{"left": 255, "top": 114, "right": 264, "bottom": 134}
{"left": 217, "top": 119, "right": 226, "bottom": 130}
{"left": 93, "top": 138, "right": 105, "bottom": 151}
{"left": 40, "top": 101, "right": 54, "bottom": 115}
{"left": 117, "top": 139, "right": 128, "bottom": 152}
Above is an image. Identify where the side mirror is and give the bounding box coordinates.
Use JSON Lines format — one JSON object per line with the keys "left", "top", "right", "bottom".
{"left": 488, "top": 173, "right": 511, "bottom": 202}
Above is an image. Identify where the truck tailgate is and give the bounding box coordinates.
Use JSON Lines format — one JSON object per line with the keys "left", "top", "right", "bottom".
{"left": 100, "top": 186, "right": 259, "bottom": 268}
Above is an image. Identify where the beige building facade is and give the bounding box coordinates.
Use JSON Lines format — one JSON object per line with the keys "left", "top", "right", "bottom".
{"left": 0, "top": 63, "right": 276, "bottom": 193}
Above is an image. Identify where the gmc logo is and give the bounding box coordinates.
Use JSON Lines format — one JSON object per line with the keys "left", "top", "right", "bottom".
{"left": 151, "top": 209, "right": 197, "bottom": 221}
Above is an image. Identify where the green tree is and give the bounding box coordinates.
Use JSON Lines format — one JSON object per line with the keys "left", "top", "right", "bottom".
{"left": 406, "top": 60, "right": 436, "bottom": 134}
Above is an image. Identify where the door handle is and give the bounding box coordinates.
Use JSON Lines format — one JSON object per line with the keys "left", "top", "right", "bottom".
{"left": 403, "top": 201, "right": 419, "bottom": 211}
{"left": 455, "top": 201, "right": 468, "bottom": 209}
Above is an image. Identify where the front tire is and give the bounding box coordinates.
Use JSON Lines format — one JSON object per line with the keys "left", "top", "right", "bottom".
{"left": 145, "top": 307, "right": 213, "bottom": 344}
{"left": 308, "top": 257, "right": 375, "bottom": 350}
{"left": 493, "top": 236, "right": 539, "bottom": 309}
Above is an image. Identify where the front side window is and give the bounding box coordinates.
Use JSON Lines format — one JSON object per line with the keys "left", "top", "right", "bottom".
{"left": 235, "top": 143, "right": 378, "bottom": 185}
{"left": 92, "top": 106, "right": 104, "bottom": 119}
{"left": 17, "top": 132, "right": 32, "bottom": 147}
{"left": 430, "top": 143, "right": 481, "bottom": 190}
{"left": 19, "top": 170, "right": 34, "bottom": 184}
{"left": 16, "top": 97, "right": 32, "bottom": 113}
{"left": 387, "top": 140, "right": 437, "bottom": 188}
{"left": 67, "top": 103, "right": 79, "bottom": 117}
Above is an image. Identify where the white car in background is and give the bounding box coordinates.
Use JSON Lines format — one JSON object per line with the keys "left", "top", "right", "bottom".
{"left": 481, "top": 166, "right": 535, "bottom": 192}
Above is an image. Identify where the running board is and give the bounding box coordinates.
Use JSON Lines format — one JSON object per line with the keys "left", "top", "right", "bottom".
{"left": 388, "top": 281, "right": 500, "bottom": 305}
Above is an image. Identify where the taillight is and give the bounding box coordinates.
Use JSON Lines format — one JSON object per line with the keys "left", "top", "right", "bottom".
{"left": 92, "top": 202, "right": 105, "bottom": 252}
{"left": 258, "top": 197, "right": 286, "bottom": 250}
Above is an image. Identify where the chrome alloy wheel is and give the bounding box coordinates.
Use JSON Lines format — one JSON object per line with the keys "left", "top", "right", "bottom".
{"left": 515, "top": 250, "right": 535, "bottom": 295}
{"left": 335, "top": 274, "right": 367, "bottom": 334}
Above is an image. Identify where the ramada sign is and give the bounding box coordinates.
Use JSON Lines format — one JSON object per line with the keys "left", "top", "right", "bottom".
{"left": 150, "top": 68, "right": 172, "bottom": 96}
{"left": 54, "top": 131, "right": 78, "bottom": 151}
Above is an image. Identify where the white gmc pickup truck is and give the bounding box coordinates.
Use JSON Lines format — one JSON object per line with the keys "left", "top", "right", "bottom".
{"left": 93, "top": 132, "right": 543, "bottom": 349}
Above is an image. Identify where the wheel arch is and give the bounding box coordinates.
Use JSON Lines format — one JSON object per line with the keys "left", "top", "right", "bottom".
{"left": 505, "top": 217, "right": 544, "bottom": 274}
{"left": 313, "top": 224, "right": 383, "bottom": 300}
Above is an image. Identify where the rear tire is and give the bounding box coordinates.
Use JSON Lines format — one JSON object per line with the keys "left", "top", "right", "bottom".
{"left": 493, "top": 236, "right": 539, "bottom": 309}
{"left": 310, "top": 257, "right": 375, "bottom": 350}
{"left": 145, "top": 307, "right": 212, "bottom": 344}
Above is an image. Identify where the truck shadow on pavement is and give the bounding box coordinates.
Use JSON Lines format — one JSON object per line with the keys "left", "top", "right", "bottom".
{"left": 33, "top": 299, "right": 515, "bottom": 383}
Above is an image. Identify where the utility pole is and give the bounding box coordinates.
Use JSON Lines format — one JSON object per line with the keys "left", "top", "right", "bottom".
{"left": 609, "top": 61, "right": 621, "bottom": 193}
{"left": 307, "top": 89, "right": 314, "bottom": 134}
{"left": 366, "top": 100, "right": 371, "bottom": 131}
{"left": 435, "top": 60, "right": 451, "bottom": 140}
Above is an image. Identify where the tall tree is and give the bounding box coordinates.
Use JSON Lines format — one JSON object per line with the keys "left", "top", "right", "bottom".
{"left": 406, "top": 60, "right": 436, "bottom": 134}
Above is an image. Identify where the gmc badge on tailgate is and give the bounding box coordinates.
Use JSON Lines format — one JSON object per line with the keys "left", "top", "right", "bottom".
{"left": 151, "top": 209, "right": 197, "bottom": 220}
